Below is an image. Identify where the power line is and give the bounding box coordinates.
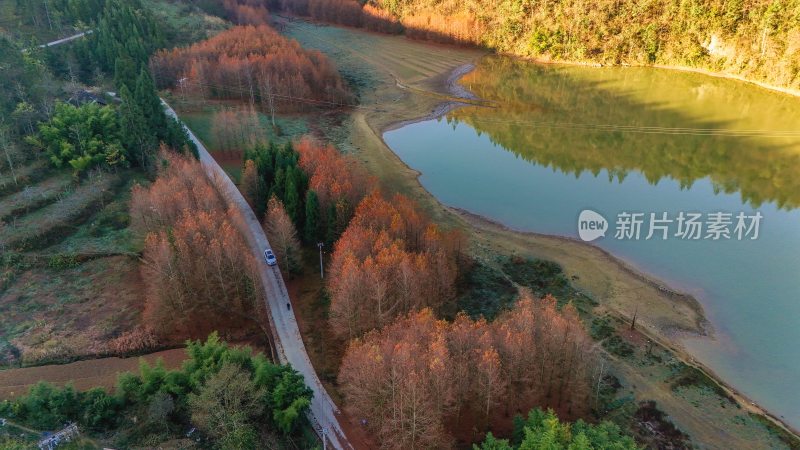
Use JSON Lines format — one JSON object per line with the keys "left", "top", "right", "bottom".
{"left": 448, "top": 116, "right": 800, "bottom": 138}
{"left": 171, "top": 78, "right": 395, "bottom": 113}
{"left": 172, "top": 79, "right": 800, "bottom": 138}
{"left": 14, "top": 11, "right": 798, "bottom": 140}
{"left": 281, "top": 21, "right": 800, "bottom": 138}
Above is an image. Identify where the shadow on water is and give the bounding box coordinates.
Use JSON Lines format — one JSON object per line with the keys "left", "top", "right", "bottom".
{"left": 447, "top": 56, "right": 800, "bottom": 210}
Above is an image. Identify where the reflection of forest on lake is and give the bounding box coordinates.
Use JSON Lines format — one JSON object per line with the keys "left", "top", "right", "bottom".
{"left": 448, "top": 56, "right": 800, "bottom": 210}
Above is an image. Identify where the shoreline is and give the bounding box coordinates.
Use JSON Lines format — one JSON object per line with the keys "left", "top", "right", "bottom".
{"left": 374, "top": 58, "right": 800, "bottom": 441}
{"left": 379, "top": 60, "right": 709, "bottom": 333}
{"left": 452, "top": 207, "right": 709, "bottom": 335}
{"left": 453, "top": 206, "right": 800, "bottom": 439}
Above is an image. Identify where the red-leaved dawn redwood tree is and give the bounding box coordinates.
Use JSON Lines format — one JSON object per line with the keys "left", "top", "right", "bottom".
{"left": 150, "top": 25, "right": 351, "bottom": 112}
{"left": 295, "top": 137, "right": 372, "bottom": 242}
{"left": 131, "top": 150, "right": 261, "bottom": 339}
{"left": 326, "top": 190, "right": 463, "bottom": 338}
{"left": 218, "top": 0, "right": 271, "bottom": 25}
{"left": 338, "top": 294, "right": 596, "bottom": 448}
{"left": 263, "top": 196, "right": 302, "bottom": 274}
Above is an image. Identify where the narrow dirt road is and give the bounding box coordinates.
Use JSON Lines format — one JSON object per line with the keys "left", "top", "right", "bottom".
{"left": 163, "top": 102, "right": 353, "bottom": 450}
{"left": 39, "top": 30, "right": 92, "bottom": 48}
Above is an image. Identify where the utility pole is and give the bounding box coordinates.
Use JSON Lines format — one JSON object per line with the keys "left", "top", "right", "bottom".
{"left": 177, "top": 77, "right": 188, "bottom": 101}
{"left": 317, "top": 242, "right": 325, "bottom": 279}
{"left": 322, "top": 427, "right": 328, "bottom": 450}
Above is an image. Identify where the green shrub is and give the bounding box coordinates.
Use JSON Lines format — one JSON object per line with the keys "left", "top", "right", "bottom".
{"left": 475, "top": 407, "right": 638, "bottom": 449}
{"left": 47, "top": 254, "right": 79, "bottom": 270}
{"left": 25, "top": 103, "right": 127, "bottom": 176}
{"left": 14, "top": 382, "right": 80, "bottom": 430}
{"left": 4, "top": 333, "right": 312, "bottom": 447}
{"left": 603, "top": 335, "right": 635, "bottom": 358}
{"left": 590, "top": 316, "right": 616, "bottom": 340}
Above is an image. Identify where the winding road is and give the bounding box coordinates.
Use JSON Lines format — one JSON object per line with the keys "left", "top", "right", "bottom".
{"left": 163, "top": 102, "right": 353, "bottom": 450}
{"left": 36, "top": 29, "right": 354, "bottom": 449}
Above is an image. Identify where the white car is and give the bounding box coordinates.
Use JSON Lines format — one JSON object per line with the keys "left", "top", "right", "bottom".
{"left": 264, "top": 249, "right": 277, "bottom": 266}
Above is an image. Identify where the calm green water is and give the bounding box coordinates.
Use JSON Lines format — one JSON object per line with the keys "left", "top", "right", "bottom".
{"left": 383, "top": 56, "right": 800, "bottom": 428}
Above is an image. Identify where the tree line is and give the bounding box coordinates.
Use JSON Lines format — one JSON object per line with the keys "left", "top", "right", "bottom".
{"left": 87, "top": 0, "right": 195, "bottom": 168}
{"left": 239, "top": 134, "right": 463, "bottom": 339}
{"left": 11, "top": 0, "right": 104, "bottom": 36}
{"left": 240, "top": 137, "right": 370, "bottom": 243}
{"left": 327, "top": 190, "right": 463, "bottom": 338}
{"left": 211, "top": 107, "right": 266, "bottom": 153}
{"left": 150, "top": 24, "right": 352, "bottom": 112}
{"left": 229, "top": 135, "right": 604, "bottom": 447}
{"left": 338, "top": 295, "right": 597, "bottom": 447}
{"left": 277, "top": 0, "right": 403, "bottom": 34}
{"left": 0, "top": 334, "right": 313, "bottom": 449}
{"left": 17, "top": 0, "right": 196, "bottom": 176}
{"left": 249, "top": 136, "right": 628, "bottom": 448}
{"left": 130, "top": 150, "right": 261, "bottom": 341}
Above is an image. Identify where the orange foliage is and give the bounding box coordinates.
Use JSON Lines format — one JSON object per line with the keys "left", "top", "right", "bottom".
{"left": 220, "top": 0, "right": 270, "bottom": 25}
{"left": 263, "top": 196, "right": 301, "bottom": 273}
{"left": 295, "top": 137, "right": 369, "bottom": 214}
{"left": 130, "top": 146, "right": 225, "bottom": 235}
{"left": 131, "top": 150, "right": 260, "bottom": 339}
{"left": 308, "top": 0, "right": 363, "bottom": 27}
{"left": 339, "top": 295, "right": 595, "bottom": 447}
{"left": 279, "top": 0, "right": 402, "bottom": 33}
{"left": 327, "top": 190, "right": 462, "bottom": 338}
{"left": 361, "top": 3, "right": 402, "bottom": 33}
{"left": 402, "top": 12, "right": 484, "bottom": 46}
{"left": 338, "top": 309, "right": 453, "bottom": 448}
{"left": 150, "top": 25, "right": 351, "bottom": 111}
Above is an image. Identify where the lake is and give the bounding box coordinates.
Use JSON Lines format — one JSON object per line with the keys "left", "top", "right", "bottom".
{"left": 383, "top": 56, "right": 800, "bottom": 428}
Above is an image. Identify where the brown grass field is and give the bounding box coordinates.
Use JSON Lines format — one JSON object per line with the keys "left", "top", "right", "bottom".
{"left": 0, "top": 164, "right": 146, "bottom": 368}
{"left": 0, "top": 348, "right": 187, "bottom": 400}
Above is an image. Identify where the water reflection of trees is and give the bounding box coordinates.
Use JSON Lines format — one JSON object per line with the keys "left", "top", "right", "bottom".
{"left": 448, "top": 56, "right": 800, "bottom": 210}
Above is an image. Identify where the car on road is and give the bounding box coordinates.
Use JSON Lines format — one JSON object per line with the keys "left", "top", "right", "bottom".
{"left": 264, "top": 249, "right": 277, "bottom": 266}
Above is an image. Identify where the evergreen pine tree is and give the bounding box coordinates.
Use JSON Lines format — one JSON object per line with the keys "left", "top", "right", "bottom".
{"left": 119, "top": 85, "right": 156, "bottom": 170}
{"left": 325, "top": 202, "right": 337, "bottom": 245}
{"left": 135, "top": 68, "right": 167, "bottom": 133}
{"left": 285, "top": 175, "right": 300, "bottom": 228}
{"left": 304, "top": 190, "right": 320, "bottom": 244}
{"left": 271, "top": 167, "right": 285, "bottom": 201}
{"left": 114, "top": 54, "right": 137, "bottom": 93}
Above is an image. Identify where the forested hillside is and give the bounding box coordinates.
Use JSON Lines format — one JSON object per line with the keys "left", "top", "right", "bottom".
{"left": 281, "top": 0, "right": 800, "bottom": 90}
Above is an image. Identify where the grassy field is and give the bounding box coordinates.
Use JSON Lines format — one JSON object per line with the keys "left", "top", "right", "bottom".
{"left": 279, "top": 15, "right": 485, "bottom": 89}
{"left": 278, "top": 19, "right": 799, "bottom": 449}
{"left": 0, "top": 160, "right": 146, "bottom": 368}
{"left": 0, "top": 173, "right": 73, "bottom": 222}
